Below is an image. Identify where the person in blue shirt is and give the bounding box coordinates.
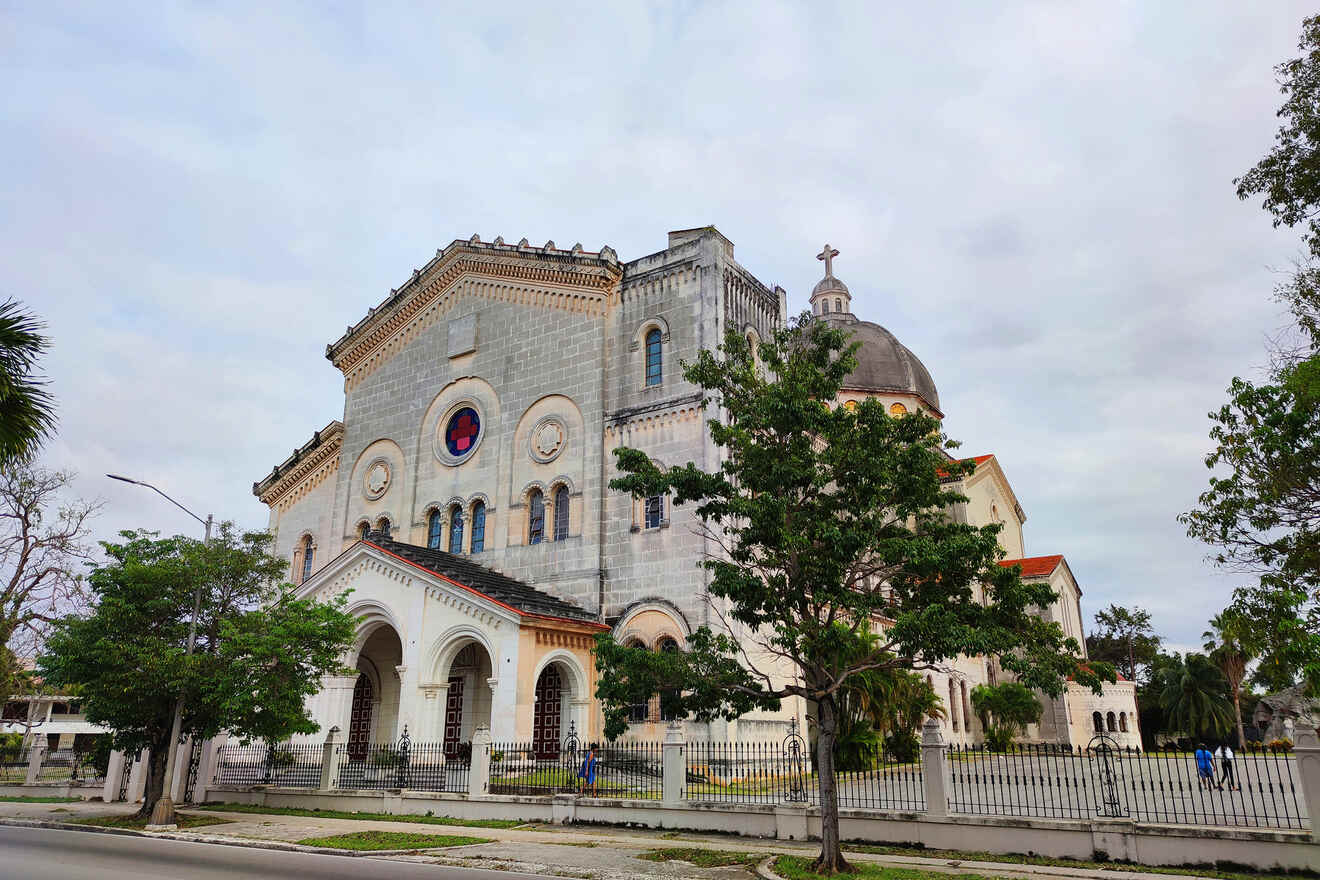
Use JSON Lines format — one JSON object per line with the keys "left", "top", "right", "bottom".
{"left": 1194, "top": 743, "right": 1216, "bottom": 791}
{"left": 577, "top": 745, "right": 598, "bottom": 797}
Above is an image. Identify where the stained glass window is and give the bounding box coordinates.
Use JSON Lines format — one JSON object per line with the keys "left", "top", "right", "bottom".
{"left": 645, "top": 329, "right": 662, "bottom": 386}
{"left": 301, "top": 536, "right": 314, "bottom": 583}
{"left": 470, "top": 501, "right": 486, "bottom": 553}
{"left": 445, "top": 407, "right": 481, "bottom": 459}
{"left": 644, "top": 494, "right": 663, "bottom": 529}
{"left": 427, "top": 509, "right": 442, "bottom": 549}
{"left": 553, "top": 486, "right": 569, "bottom": 541}
{"left": 448, "top": 505, "right": 464, "bottom": 554}
{"left": 528, "top": 489, "right": 544, "bottom": 545}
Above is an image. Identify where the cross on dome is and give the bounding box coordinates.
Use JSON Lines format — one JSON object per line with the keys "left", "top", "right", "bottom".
{"left": 816, "top": 243, "right": 840, "bottom": 277}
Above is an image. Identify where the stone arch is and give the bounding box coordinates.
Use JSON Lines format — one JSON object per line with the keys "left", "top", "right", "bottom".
{"left": 631, "top": 315, "right": 671, "bottom": 350}
{"left": 614, "top": 599, "right": 690, "bottom": 648}
{"left": 344, "top": 437, "right": 406, "bottom": 542}
{"left": 424, "top": 625, "right": 499, "bottom": 686}
{"left": 532, "top": 650, "right": 588, "bottom": 700}
{"left": 348, "top": 600, "right": 405, "bottom": 659}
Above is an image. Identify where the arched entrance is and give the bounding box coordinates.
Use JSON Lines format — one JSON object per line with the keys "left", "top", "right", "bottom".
{"left": 353, "top": 623, "right": 403, "bottom": 745}
{"left": 347, "top": 672, "right": 374, "bottom": 760}
{"left": 532, "top": 665, "right": 563, "bottom": 759}
{"left": 429, "top": 635, "right": 495, "bottom": 751}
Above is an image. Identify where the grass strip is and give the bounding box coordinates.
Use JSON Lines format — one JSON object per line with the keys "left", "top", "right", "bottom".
{"left": 637, "top": 847, "right": 768, "bottom": 868}
{"left": 192, "top": 802, "right": 520, "bottom": 829}
{"left": 0, "top": 796, "right": 80, "bottom": 803}
{"left": 775, "top": 855, "right": 1024, "bottom": 880}
{"left": 843, "top": 843, "right": 1316, "bottom": 880}
{"left": 75, "top": 812, "right": 233, "bottom": 830}
{"left": 295, "top": 830, "right": 490, "bottom": 851}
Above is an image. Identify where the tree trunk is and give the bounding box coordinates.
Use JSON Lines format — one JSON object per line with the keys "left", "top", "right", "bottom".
{"left": 135, "top": 738, "right": 170, "bottom": 819}
{"left": 1232, "top": 680, "right": 1246, "bottom": 750}
{"left": 812, "top": 695, "right": 854, "bottom": 874}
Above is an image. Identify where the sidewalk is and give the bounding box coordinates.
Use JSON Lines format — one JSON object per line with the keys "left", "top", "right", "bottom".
{"left": 0, "top": 798, "right": 1270, "bottom": 880}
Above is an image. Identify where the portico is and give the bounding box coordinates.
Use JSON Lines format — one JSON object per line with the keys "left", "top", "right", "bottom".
{"left": 296, "top": 535, "right": 605, "bottom": 746}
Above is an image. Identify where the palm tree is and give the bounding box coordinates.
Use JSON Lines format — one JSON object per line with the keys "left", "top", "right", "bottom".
{"left": 1204, "top": 611, "right": 1254, "bottom": 748}
{"left": 1158, "top": 653, "right": 1235, "bottom": 741}
{"left": 0, "top": 300, "right": 55, "bottom": 462}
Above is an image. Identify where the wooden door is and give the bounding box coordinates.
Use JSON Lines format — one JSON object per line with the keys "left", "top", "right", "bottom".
{"left": 443, "top": 676, "right": 465, "bottom": 757}
{"left": 347, "top": 672, "right": 373, "bottom": 760}
{"left": 532, "top": 665, "right": 562, "bottom": 760}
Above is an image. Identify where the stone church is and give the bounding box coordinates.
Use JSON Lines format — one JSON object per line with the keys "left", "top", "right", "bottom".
{"left": 254, "top": 225, "right": 1137, "bottom": 756}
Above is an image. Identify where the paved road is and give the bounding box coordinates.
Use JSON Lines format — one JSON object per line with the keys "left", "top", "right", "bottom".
{"left": 0, "top": 825, "right": 545, "bottom": 880}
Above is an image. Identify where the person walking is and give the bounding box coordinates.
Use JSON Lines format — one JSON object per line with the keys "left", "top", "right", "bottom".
{"left": 1216, "top": 743, "right": 1238, "bottom": 791}
{"left": 577, "top": 745, "right": 598, "bottom": 797}
{"left": 1194, "top": 742, "right": 1216, "bottom": 791}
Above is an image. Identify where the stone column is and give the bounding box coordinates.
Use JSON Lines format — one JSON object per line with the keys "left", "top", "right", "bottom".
{"left": 103, "top": 750, "right": 126, "bottom": 803}
{"left": 1293, "top": 728, "right": 1320, "bottom": 843}
{"left": 419, "top": 684, "right": 448, "bottom": 745}
{"left": 191, "top": 737, "right": 222, "bottom": 804}
{"left": 489, "top": 677, "right": 516, "bottom": 741}
{"left": 661, "top": 721, "right": 686, "bottom": 805}
{"left": 469, "top": 724, "right": 492, "bottom": 797}
{"left": 125, "top": 750, "right": 149, "bottom": 802}
{"left": 169, "top": 738, "right": 193, "bottom": 802}
{"left": 568, "top": 699, "right": 591, "bottom": 746}
{"left": 24, "top": 740, "right": 45, "bottom": 785}
{"left": 920, "top": 718, "right": 951, "bottom": 820}
{"left": 319, "top": 726, "right": 342, "bottom": 791}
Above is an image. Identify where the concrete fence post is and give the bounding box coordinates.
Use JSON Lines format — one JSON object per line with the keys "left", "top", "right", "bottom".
{"left": 319, "top": 727, "right": 341, "bottom": 791}
{"left": 126, "top": 750, "right": 149, "bottom": 803}
{"left": 662, "top": 721, "right": 686, "bottom": 805}
{"left": 1292, "top": 728, "right": 1320, "bottom": 843}
{"left": 469, "top": 724, "right": 492, "bottom": 798}
{"left": 920, "top": 718, "right": 951, "bottom": 820}
{"left": 24, "top": 740, "right": 46, "bottom": 785}
{"left": 191, "top": 737, "right": 222, "bottom": 804}
{"left": 103, "top": 749, "right": 126, "bottom": 802}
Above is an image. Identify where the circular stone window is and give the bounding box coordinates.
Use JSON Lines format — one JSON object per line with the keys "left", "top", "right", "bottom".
{"left": 529, "top": 417, "right": 566, "bottom": 464}
{"left": 363, "top": 459, "right": 391, "bottom": 500}
{"left": 436, "top": 403, "right": 484, "bottom": 466}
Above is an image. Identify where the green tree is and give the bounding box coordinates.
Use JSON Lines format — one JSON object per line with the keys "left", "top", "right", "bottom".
{"left": 1203, "top": 610, "right": 1255, "bottom": 748}
{"left": 39, "top": 525, "right": 356, "bottom": 818}
{"left": 1184, "top": 14, "right": 1320, "bottom": 696}
{"left": 1157, "top": 653, "right": 1235, "bottom": 741}
{"left": 1085, "top": 604, "right": 1162, "bottom": 685}
{"left": 969, "top": 682, "right": 1042, "bottom": 751}
{"left": 592, "top": 315, "right": 1109, "bottom": 873}
{"left": 0, "top": 300, "right": 56, "bottom": 464}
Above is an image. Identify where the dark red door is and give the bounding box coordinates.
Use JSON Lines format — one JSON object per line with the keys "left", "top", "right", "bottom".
{"left": 348, "top": 673, "right": 373, "bottom": 760}
{"left": 532, "top": 665, "right": 562, "bottom": 760}
{"left": 443, "top": 676, "right": 465, "bottom": 757}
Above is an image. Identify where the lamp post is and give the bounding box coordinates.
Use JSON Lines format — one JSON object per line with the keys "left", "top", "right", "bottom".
{"left": 107, "top": 474, "right": 213, "bottom": 830}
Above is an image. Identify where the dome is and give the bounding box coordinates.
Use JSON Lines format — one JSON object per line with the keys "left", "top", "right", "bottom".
{"left": 812, "top": 275, "right": 850, "bottom": 298}
{"left": 836, "top": 320, "right": 941, "bottom": 414}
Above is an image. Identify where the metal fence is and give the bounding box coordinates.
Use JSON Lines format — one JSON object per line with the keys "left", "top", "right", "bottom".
{"left": 685, "top": 740, "right": 811, "bottom": 805}
{"left": 946, "top": 738, "right": 1308, "bottom": 829}
{"left": 213, "top": 742, "right": 323, "bottom": 788}
{"left": 486, "top": 742, "right": 577, "bottom": 795}
{"left": 0, "top": 748, "right": 28, "bottom": 783}
{"left": 835, "top": 753, "right": 926, "bottom": 812}
{"left": 403, "top": 741, "right": 471, "bottom": 794}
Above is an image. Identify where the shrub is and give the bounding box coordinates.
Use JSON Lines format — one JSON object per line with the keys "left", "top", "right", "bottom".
{"left": 883, "top": 730, "right": 919, "bottom": 764}
{"left": 1267, "top": 738, "right": 1293, "bottom": 752}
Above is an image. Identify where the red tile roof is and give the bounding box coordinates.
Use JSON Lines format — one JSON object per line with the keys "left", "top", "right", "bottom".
{"left": 998, "top": 554, "right": 1064, "bottom": 578}
{"left": 937, "top": 453, "right": 995, "bottom": 480}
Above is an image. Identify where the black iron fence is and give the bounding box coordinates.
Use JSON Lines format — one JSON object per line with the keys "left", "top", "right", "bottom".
{"left": 486, "top": 741, "right": 576, "bottom": 795}
{"left": 213, "top": 742, "right": 323, "bottom": 788}
{"left": 685, "top": 740, "right": 811, "bottom": 805}
{"left": 0, "top": 747, "right": 29, "bottom": 783}
{"left": 946, "top": 739, "right": 1308, "bottom": 829}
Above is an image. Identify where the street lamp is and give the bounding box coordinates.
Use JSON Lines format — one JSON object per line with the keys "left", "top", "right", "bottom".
{"left": 106, "top": 474, "right": 213, "bottom": 830}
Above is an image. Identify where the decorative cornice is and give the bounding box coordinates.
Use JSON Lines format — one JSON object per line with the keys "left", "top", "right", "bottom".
{"left": 604, "top": 393, "right": 705, "bottom": 437}
{"left": 326, "top": 238, "right": 624, "bottom": 385}
{"left": 254, "top": 421, "right": 345, "bottom": 506}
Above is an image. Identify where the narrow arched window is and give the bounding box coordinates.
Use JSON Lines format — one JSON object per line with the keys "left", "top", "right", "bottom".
{"left": 470, "top": 501, "right": 486, "bottom": 553}
{"left": 961, "top": 681, "right": 971, "bottom": 734}
{"left": 835, "top": 298, "right": 842, "bottom": 312}
{"left": 645, "top": 328, "right": 663, "bottom": 386}
{"left": 528, "top": 489, "right": 545, "bottom": 545}
{"left": 949, "top": 680, "right": 959, "bottom": 731}
{"left": 357, "top": 521, "right": 370, "bottom": 539}
{"left": 553, "top": 486, "right": 569, "bottom": 541}
{"left": 427, "top": 509, "right": 442, "bottom": 549}
{"left": 822, "top": 299, "right": 830, "bottom": 314}
{"left": 1092, "top": 711, "right": 1103, "bottom": 733}
{"left": 376, "top": 517, "right": 391, "bottom": 538}
{"left": 448, "top": 505, "right": 464, "bottom": 554}
{"left": 1106, "top": 711, "right": 1116, "bottom": 732}
{"left": 1119, "top": 713, "right": 1128, "bottom": 733}
{"left": 301, "top": 536, "right": 314, "bottom": 583}
{"left": 644, "top": 494, "right": 664, "bottom": 529}
{"left": 658, "top": 638, "right": 681, "bottom": 721}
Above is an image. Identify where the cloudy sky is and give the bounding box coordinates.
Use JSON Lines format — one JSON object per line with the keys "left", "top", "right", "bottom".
{"left": 3, "top": 3, "right": 1311, "bottom": 652}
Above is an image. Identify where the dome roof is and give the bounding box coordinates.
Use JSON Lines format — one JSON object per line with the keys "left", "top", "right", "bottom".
{"left": 835, "top": 319, "right": 941, "bottom": 413}
{"left": 812, "top": 275, "right": 850, "bottom": 298}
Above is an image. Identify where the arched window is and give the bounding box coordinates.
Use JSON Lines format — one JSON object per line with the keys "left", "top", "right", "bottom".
{"left": 553, "top": 486, "right": 569, "bottom": 541}
{"left": 644, "top": 494, "right": 664, "bottom": 529}
{"left": 834, "top": 297, "right": 842, "bottom": 312}
{"left": 448, "top": 505, "right": 464, "bottom": 554}
{"left": 1119, "top": 713, "right": 1128, "bottom": 733}
{"left": 1106, "top": 711, "right": 1117, "bottom": 732}
{"left": 376, "top": 517, "right": 391, "bottom": 538}
{"left": 961, "top": 681, "right": 971, "bottom": 734}
{"left": 949, "top": 680, "right": 959, "bottom": 731}
{"left": 645, "top": 328, "right": 663, "bottom": 387}
{"left": 822, "top": 299, "right": 830, "bottom": 314}
{"left": 625, "top": 639, "right": 649, "bottom": 722}
{"left": 528, "top": 489, "right": 545, "bottom": 545}
{"left": 300, "top": 536, "right": 314, "bottom": 583}
{"left": 889, "top": 402, "right": 908, "bottom": 417}
{"left": 1092, "top": 711, "right": 1104, "bottom": 733}
{"left": 470, "top": 501, "right": 486, "bottom": 553}
{"left": 357, "top": 521, "right": 370, "bottom": 539}
{"left": 426, "top": 509, "right": 442, "bottom": 549}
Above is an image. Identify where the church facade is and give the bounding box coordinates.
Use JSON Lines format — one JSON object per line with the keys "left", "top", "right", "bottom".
{"left": 254, "top": 225, "right": 1137, "bottom": 755}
